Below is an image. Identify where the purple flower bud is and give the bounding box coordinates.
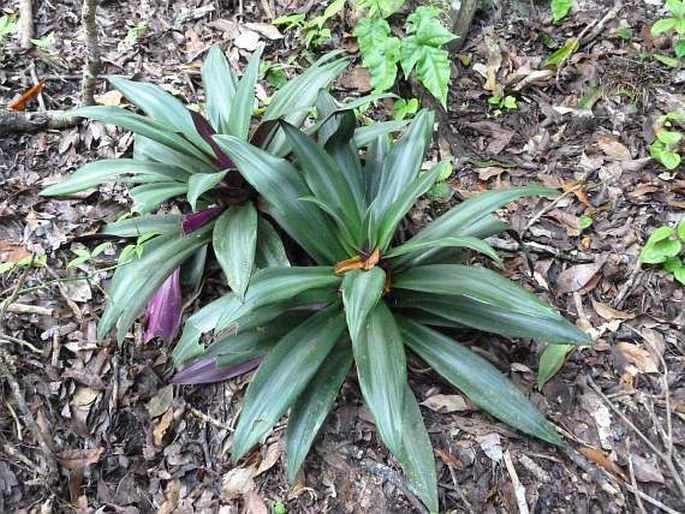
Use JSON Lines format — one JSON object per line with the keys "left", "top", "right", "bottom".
{"left": 144, "top": 268, "right": 182, "bottom": 343}
{"left": 171, "top": 356, "right": 262, "bottom": 384}
{"left": 181, "top": 206, "right": 223, "bottom": 235}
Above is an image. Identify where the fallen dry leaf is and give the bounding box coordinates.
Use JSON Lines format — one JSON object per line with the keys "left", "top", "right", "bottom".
{"left": 94, "top": 90, "right": 123, "bottom": 106}
{"left": 591, "top": 300, "right": 635, "bottom": 320}
{"left": 244, "top": 22, "right": 283, "bottom": 40}
{"left": 243, "top": 490, "right": 269, "bottom": 514}
{"left": 56, "top": 448, "right": 104, "bottom": 470}
{"left": 579, "top": 446, "right": 627, "bottom": 482}
{"left": 421, "top": 394, "right": 472, "bottom": 413}
{"left": 255, "top": 442, "right": 281, "bottom": 476}
{"left": 477, "top": 433, "right": 502, "bottom": 462}
{"left": 222, "top": 466, "right": 257, "bottom": 501}
{"left": 630, "top": 453, "right": 665, "bottom": 483}
{"left": 556, "top": 261, "right": 604, "bottom": 294}
{"left": 153, "top": 407, "right": 174, "bottom": 446}
{"left": 434, "top": 448, "right": 465, "bottom": 469}
{"left": 596, "top": 136, "right": 631, "bottom": 161}
{"left": 615, "top": 342, "right": 659, "bottom": 374}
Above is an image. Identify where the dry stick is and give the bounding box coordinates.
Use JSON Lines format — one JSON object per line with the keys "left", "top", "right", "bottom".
{"left": 81, "top": 0, "right": 100, "bottom": 105}
{"left": 0, "top": 108, "right": 76, "bottom": 135}
{"left": 586, "top": 375, "right": 685, "bottom": 501}
{"left": 626, "top": 437, "right": 648, "bottom": 514}
{"left": 18, "top": 0, "right": 33, "bottom": 49}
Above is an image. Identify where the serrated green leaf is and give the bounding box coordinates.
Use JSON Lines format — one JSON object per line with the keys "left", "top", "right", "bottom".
{"left": 414, "top": 45, "right": 452, "bottom": 106}
{"left": 286, "top": 339, "right": 352, "bottom": 483}
{"left": 255, "top": 217, "right": 290, "bottom": 268}
{"left": 395, "top": 385, "right": 438, "bottom": 513}
{"left": 229, "top": 44, "right": 262, "bottom": 139}
{"left": 213, "top": 135, "right": 347, "bottom": 264}
{"left": 356, "top": 0, "right": 405, "bottom": 18}
{"left": 551, "top": 0, "right": 572, "bottom": 22}
{"left": 406, "top": 6, "right": 457, "bottom": 47}
{"left": 130, "top": 183, "right": 188, "bottom": 214}
{"left": 341, "top": 268, "right": 386, "bottom": 341}
{"left": 232, "top": 306, "right": 345, "bottom": 461}
{"left": 212, "top": 204, "right": 258, "bottom": 298}
{"left": 538, "top": 343, "right": 574, "bottom": 387}
{"left": 354, "top": 18, "right": 400, "bottom": 92}
{"left": 186, "top": 171, "right": 227, "bottom": 210}
{"left": 352, "top": 302, "right": 406, "bottom": 452}
{"left": 399, "top": 318, "right": 564, "bottom": 446}
{"left": 202, "top": 45, "right": 238, "bottom": 133}
{"left": 41, "top": 159, "right": 190, "bottom": 196}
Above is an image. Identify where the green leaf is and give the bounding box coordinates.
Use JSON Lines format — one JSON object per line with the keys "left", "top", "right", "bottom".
{"left": 41, "top": 159, "right": 190, "bottom": 196}
{"left": 545, "top": 38, "right": 579, "bottom": 67}
{"left": 353, "top": 120, "right": 408, "bottom": 148}
{"left": 677, "top": 220, "right": 685, "bottom": 240}
{"left": 551, "top": 0, "right": 572, "bottom": 22}
{"left": 72, "top": 106, "right": 212, "bottom": 164}
{"left": 229, "top": 44, "right": 263, "bottom": 139}
{"left": 640, "top": 226, "right": 681, "bottom": 263}
{"left": 406, "top": 6, "right": 457, "bottom": 47}
{"left": 232, "top": 306, "right": 345, "bottom": 461}
{"left": 98, "top": 224, "right": 213, "bottom": 344}
{"left": 107, "top": 76, "right": 210, "bottom": 153}
{"left": 134, "top": 134, "right": 216, "bottom": 174}
{"left": 659, "top": 151, "right": 682, "bottom": 170}
{"left": 395, "top": 385, "right": 438, "bottom": 513}
{"left": 386, "top": 236, "right": 502, "bottom": 263}
{"left": 394, "top": 264, "right": 561, "bottom": 319}
{"left": 399, "top": 318, "right": 564, "bottom": 445}
{"left": 356, "top": 0, "right": 405, "bottom": 18}
{"left": 286, "top": 339, "right": 353, "bottom": 483}
{"left": 392, "top": 291, "right": 591, "bottom": 345}
{"left": 341, "top": 268, "right": 386, "bottom": 341}
{"left": 186, "top": 171, "right": 227, "bottom": 210}
{"left": 653, "top": 53, "right": 680, "bottom": 67}
{"left": 673, "top": 264, "right": 685, "bottom": 284}
{"left": 213, "top": 135, "right": 347, "bottom": 264}
{"left": 255, "top": 217, "right": 290, "bottom": 268}
{"left": 212, "top": 204, "right": 258, "bottom": 298}
{"left": 281, "top": 122, "right": 363, "bottom": 235}
{"left": 538, "top": 344, "right": 574, "bottom": 387}
{"left": 352, "top": 302, "right": 406, "bottom": 452}
{"left": 130, "top": 183, "right": 188, "bottom": 214}
{"left": 99, "top": 214, "right": 181, "bottom": 237}
{"left": 354, "top": 18, "right": 400, "bottom": 93}
{"left": 651, "top": 18, "right": 677, "bottom": 35}
{"left": 202, "top": 46, "right": 238, "bottom": 134}
{"left": 414, "top": 45, "right": 452, "bottom": 107}
{"left": 656, "top": 129, "right": 683, "bottom": 146}
{"left": 675, "top": 39, "right": 685, "bottom": 58}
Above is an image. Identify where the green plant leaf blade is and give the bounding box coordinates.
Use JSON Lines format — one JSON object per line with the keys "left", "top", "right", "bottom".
{"left": 386, "top": 236, "right": 502, "bottom": 263}
{"left": 395, "top": 385, "right": 439, "bottom": 513}
{"left": 399, "top": 317, "right": 564, "bottom": 446}
{"left": 213, "top": 203, "right": 258, "bottom": 298}
{"left": 130, "top": 183, "right": 188, "bottom": 214}
{"left": 186, "top": 171, "right": 227, "bottom": 210}
{"left": 202, "top": 45, "right": 238, "bottom": 134}
{"left": 538, "top": 343, "right": 574, "bottom": 387}
{"left": 99, "top": 214, "right": 182, "bottom": 237}
{"left": 255, "top": 217, "right": 290, "bottom": 268}
{"left": 229, "top": 44, "right": 262, "bottom": 139}
{"left": 352, "top": 302, "right": 407, "bottom": 452}
{"left": 341, "top": 268, "right": 386, "bottom": 341}
{"left": 651, "top": 17, "right": 677, "bottom": 35}
{"left": 286, "top": 339, "right": 353, "bottom": 483}
{"left": 551, "top": 0, "right": 572, "bottom": 22}
{"left": 232, "top": 306, "right": 346, "bottom": 461}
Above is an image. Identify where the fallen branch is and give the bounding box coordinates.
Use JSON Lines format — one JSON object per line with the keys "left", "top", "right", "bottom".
{"left": 0, "top": 108, "right": 77, "bottom": 135}
{"left": 81, "top": 0, "right": 101, "bottom": 105}
{"left": 18, "top": 0, "right": 33, "bottom": 50}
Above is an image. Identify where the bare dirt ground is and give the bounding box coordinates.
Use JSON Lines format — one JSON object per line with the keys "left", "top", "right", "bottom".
{"left": 1, "top": 0, "right": 684, "bottom": 512}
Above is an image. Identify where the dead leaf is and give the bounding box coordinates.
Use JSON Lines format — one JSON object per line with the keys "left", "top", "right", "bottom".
{"left": 556, "top": 261, "right": 604, "bottom": 294}
{"left": 234, "top": 29, "right": 261, "bottom": 51}
{"left": 153, "top": 407, "right": 174, "bottom": 446}
{"left": 157, "top": 479, "right": 181, "bottom": 514}
{"left": 434, "top": 448, "right": 465, "bottom": 469}
{"left": 596, "top": 136, "right": 631, "bottom": 161}
{"left": 477, "top": 433, "right": 502, "bottom": 462}
{"left": 70, "top": 387, "right": 99, "bottom": 408}
{"left": 340, "top": 67, "right": 372, "bottom": 92}
{"left": 631, "top": 453, "right": 665, "bottom": 483}
{"left": 422, "top": 394, "right": 472, "bottom": 413}
{"left": 244, "top": 22, "right": 283, "bottom": 40}
{"left": 148, "top": 385, "right": 174, "bottom": 418}
{"left": 579, "top": 446, "right": 627, "bottom": 481}
{"left": 615, "top": 342, "right": 659, "bottom": 373}
{"left": 222, "top": 466, "right": 257, "bottom": 501}
{"left": 591, "top": 300, "right": 635, "bottom": 320}
{"left": 56, "top": 448, "right": 104, "bottom": 470}
{"left": 7, "top": 81, "right": 45, "bottom": 111}
{"left": 242, "top": 490, "right": 268, "bottom": 514}
{"left": 255, "top": 442, "right": 281, "bottom": 476}
{"left": 628, "top": 183, "right": 659, "bottom": 198}
{"left": 185, "top": 28, "right": 205, "bottom": 55}
{"left": 580, "top": 393, "right": 613, "bottom": 450}
{"left": 94, "top": 90, "right": 123, "bottom": 106}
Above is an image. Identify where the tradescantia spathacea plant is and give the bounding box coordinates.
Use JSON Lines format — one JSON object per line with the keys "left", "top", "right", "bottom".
{"left": 170, "top": 98, "right": 592, "bottom": 512}
{"left": 40, "top": 46, "right": 396, "bottom": 344}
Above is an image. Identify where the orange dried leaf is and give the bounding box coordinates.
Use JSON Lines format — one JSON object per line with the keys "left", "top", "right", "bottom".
{"left": 7, "top": 81, "right": 45, "bottom": 111}
{"left": 334, "top": 255, "right": 363, "bottom": 275}
{"left": 579, "top": 446, "right": 628, "bottom": 482}
{"left": 363, "top": 247, "right": 380, "bottom": 270}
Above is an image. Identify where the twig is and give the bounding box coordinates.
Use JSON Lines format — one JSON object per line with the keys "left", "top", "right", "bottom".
{"left": 4, "top": 303, "right": 53, "bottom": 316}
{"left": 612, "top": 259, "right": 642, "bottom": 309}
{"left": 18, "top": 0, "right": 33, "bottom": 50}
{"left": 503, "top": 450, "right": 529, "bottom": 514}
{"left": 0, "top": 108, "right": 77, "bottom": 135}
{"left": 524, "top": 189, "right": 572, "bottom": 232}
{"left": 81, "top": 0, "right": 101, "bottom": 105}
{"left": 447, "top": 466, "right": 475, "bottom": 513}
{"left": 626, "top": 437, "right": 648, "bottom": 514}
{"left": 579, "top": 1, "right": 623, "bottom": 45}
{"left": 487, "top": 237, "right": 595, "bottom": 263}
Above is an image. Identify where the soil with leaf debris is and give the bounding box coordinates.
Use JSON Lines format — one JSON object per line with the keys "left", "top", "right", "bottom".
{"left": 1, "top": 0, "right": 684, "bottom": 512}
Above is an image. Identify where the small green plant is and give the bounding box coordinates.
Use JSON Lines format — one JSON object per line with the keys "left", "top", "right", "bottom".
{"left": 31, "top": 32, "right": 56, "bottom": 51}
{"left": 650, "top": 111, "right": 684, "bottom": 170}
{"left": 551, "top": 0, "right": 572, "bottom": 22}
{"left": 640, "top": 220, "right": 685, "bottom": 284}
{"left": 0, "top": 13, "right": 17, "bottom": 51}
{"left": 578, "top": 214, "right": 593, "bottom": 230}
{"left": 393, "top": 97, "right": 419, "bottom": 120}
{"left": 651, "top": 0, "right": 685, "bottom": 60}
{"left": 171, "top": 105, "right": 591, "bottom": 512}
{"left": 67, "top": 242, "right": 112, "bottom": 269}
{"left": 0, "top": 254, "right": 47, "bottom": 275}
{"left": 354, "top": 6, "right": 457, "bottom": 106}
{"left": 426, "top": 159, "right": 453, "bottom": 202}
{"left": 123, "top": 20, "right": 149, "bottom": 48}
{"left": 273, "top": 0, "right": 345, "bottom": 48}
{"left": 488, "top": 94, "right": 517, "bottom": 115}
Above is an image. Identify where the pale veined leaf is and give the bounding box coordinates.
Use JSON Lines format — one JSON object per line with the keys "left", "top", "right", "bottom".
{"left": 99, "top": 214, "right": 182, "bottom": 237}
{"left": 255, "top": 217, "right": 290, "bottom": 268}
{"left": 130, "top": 182, "right": 188, "bottom": 214}
{"left": 134, "top": 134, "right": 216, "bottom": 174}
{"left": 341, "top": 267, "right": 386, "bottom": 341}
{"left": 229, "top": 44, "right": 263, "bottom": 139}
{"left": 386, "top": 235, "right": 502, "bottom": 263}
{"left": 186, "top": 171, "right": 228, "bottom": 210}
{"left": 202, "top": 45, "right": 238, "bottom": 134}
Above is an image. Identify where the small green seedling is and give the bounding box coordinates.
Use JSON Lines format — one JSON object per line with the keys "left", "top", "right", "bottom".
{"left": 0, "top": 254, "right": 47, "bottom": 275}
{"left": 0, "top": 13, "right": 16, "bottom": 50}
{"left": 31, "top": 32, "right": 56, "bottom": 51}
{"left": 118, "top": 232, "right": 156, "bottom": 264}
{"left": 123, "top": 20, "right": 149, "bottom": 48}
{"left": 488, "top": 94, "right": 517, "bottom": 115}
{"left": 650, "top": 111, "right": 684, "bottom": 170}
{"left": 640, "top": 220, "right": 685, "bottom": 284}
{"left": 651, "top": 0, "right": 685, "bottom": 60}
{"left": 67, "top": 242, "right": 112, "bottom": 269}
{"left": 551, "top": 0, "right": 572, "bottom": 22}
{"left": 578, "top": 214, "right": 593, "bottom": 230}
{"left": 393, "top": 97, "right": 419, "bottom": 120}
{"left": 273, "top": 0, "right": 345, "bottom": 48}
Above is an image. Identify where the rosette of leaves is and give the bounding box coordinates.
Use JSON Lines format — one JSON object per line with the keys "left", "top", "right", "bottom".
{"left": 171, "top": 99, "right": 592, "bottom": 512}
{"left": 40, "top": 46, "right": 355, "bottom": 344}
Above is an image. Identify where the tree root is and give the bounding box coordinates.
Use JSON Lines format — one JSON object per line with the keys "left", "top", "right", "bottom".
{"left": 0, "top": 108, "right": 77, "bottom": 136}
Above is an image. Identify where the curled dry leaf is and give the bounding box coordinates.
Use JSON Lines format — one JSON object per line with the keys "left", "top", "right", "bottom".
{"left": 615, "top": 342, "right": 659, "bottom": 374}
{"left": 590, "top": 300, "right": 635, "bottom": 321}
{"left": 56, "top": 448, "right": 104, "bottom": 470}
{"left": 222, "top": 465, "right": 257, "bottom": 501}
{"left": 477, "top": 433, "right": 503, "bottom": 462}
{"left": 579, "top": 446, "right": 627, "bottom": 482}
{"left": 556, "top": 261, "right": 604, "bottom": 294}
{"left": 596, "top": 136, "right": 631, "bottom": 161}
{"left": 153, "top": 407, "right": 175, "bottom": 446}
{"left": 421, "top": 394, "right": 472, "bottom": 413}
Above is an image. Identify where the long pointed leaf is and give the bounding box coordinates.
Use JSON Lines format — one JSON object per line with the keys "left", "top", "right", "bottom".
{"left": 386, "top": 236, "right": 502, "bottom": 263}
{"left": 134, "top": 134, "right": 216, "bottom": 174}
{"left": 187, "top": 171, "right": 227, "bottom": 210}
{"left": 130, "top": 183, "right": 188, "bottom": 214}
{"left": 352, "top": 302, "right": 406, "bottom": 452}
{"left": 212, "top": 203, "right": 258, "bottom": 298}
{"left": 399, "top": 318, "right": 564, "bottom": 445}
{"left": 341, "top": 268, "right": 386, "bottom": 341}
{"left": 232, "top": 306, "right": 346, "bottom": 461}
{"left": 202, "top": 45, "right": 238, "bottom": 133}
{"left": 99, "top": 214, "right": 181, "bottom": 237}
{"left": 286, "top": 339, "right": 353, "bottom": 483}
{"left": 255, "top": 217, "right": 290, "bottom": 268}
{"left": 229, "top": 44, "right": 263, "bottom": 139}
